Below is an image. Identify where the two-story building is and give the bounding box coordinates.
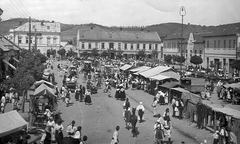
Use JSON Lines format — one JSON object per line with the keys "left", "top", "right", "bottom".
{"left": 77, "top": 28, "right": 162, "bottom": 59}
{"left": 0, "top": 34, "right": 20, "bottom": 80}
{"left": 163, "top": 25, "right": 205, "bottom": 63}
{"left": 8, "top": 21, "right": 61, "bottom": 54}
{"left": 203, "top": 23, "right": 240, "bottom": 75}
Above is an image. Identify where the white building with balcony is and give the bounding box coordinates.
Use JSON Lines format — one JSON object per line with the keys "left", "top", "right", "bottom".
{"left": 8, "top": 21, "right": 61, "bottom": 54}
{"left": 76, "top": 28, "right": 162, "bottom": 59}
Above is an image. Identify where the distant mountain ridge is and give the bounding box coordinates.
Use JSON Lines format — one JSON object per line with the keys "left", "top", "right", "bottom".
{"left": 0, "top": 18, "right": 239, "bottom": 42}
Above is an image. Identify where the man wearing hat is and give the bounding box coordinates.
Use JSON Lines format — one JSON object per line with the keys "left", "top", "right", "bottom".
{"left": 136, "top": 102, "right": 145, "bottom": 122}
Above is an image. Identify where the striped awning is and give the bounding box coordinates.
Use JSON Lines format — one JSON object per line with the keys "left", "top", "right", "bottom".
{"left": 13, "top": 57, "right": 19, "bottom": 63}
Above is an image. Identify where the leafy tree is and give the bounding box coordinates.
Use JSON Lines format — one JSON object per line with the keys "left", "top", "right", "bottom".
{"left": 230, "top": 60, "right": 240, "bottom": 71}
{"left": 52, "top": 49, "right": 56, "bottom": 58}
{"left": 172, "top": 55, "right": 177, "bottom": 63}
{"left": 91, "top": 48, "right": 99, "bottom": 57}
{"left": 66, "top": 49, "right": 77, "bottom": 57}
{"left": 101, "top": 50, "right": 109, "bottom": 57}
{"left": 176, "top": 55, "right": 186, "bottom": 63}
{"left": 137, "top": 49, "right": 146, "bottom": 59}
{"left": 151, "top": 49, "right": 158, "bottom": 59}
{"left": 46, "top": 49, "right": 51, "bottom": 58}
{"left": 116, "top": 49, "right": 123, "bottom": 59}
{"left": 164, "top": 54, "right": 172, "bottom": 64}
{"left": 57, "top": 48, "right": 66, "bottom": 59}
{"left": 190, "top": 55, "right": 203, "bottom": 66}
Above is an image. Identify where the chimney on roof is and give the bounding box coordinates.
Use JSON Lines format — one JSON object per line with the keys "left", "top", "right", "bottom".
{"left": 120, "top": 27, "right": 122, "bottom": 31}
{"left": 19, "top": 21, "right": 22, "bottom": 26}
{"left": 52, "top": 20, "right": 54, "bottom": 23}
{"left": 91, "top": 27, "right": 93, "bottom": 30}
{"left": 188, "top": 23, "right": 190, "bottom": 25}
{"left": 41, "top": 21, "right": 44, "bottom": 26}
{"left": 141, "top": 28, "right": 143, "bottom": 31}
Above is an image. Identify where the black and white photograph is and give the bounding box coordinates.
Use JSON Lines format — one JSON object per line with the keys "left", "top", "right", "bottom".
{"left": 0, "top": 0, "right": 239, "bottom": 144}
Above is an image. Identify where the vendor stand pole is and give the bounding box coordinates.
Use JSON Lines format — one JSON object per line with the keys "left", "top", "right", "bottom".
{"left": 213, "top": 111, "right": 216, "bottom": 130}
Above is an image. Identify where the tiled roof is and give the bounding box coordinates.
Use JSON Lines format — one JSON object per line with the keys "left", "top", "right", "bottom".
{"left": 14, "top": 22, "right": 61, "bottom": 33}
{"left": 0, "top": 34, "right": 20, "bottom": 51}
{"left": 203, "top": 23, "right": 240, "bottom": 37}
{"left": 164, "top": 25, "right": 205, "bottom": 40}
{"left": 78, "top": 29, "right": 161, "bottom": 42}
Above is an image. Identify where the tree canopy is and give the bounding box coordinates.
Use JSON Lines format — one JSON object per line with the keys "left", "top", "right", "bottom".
{"left": 164, "top": 54, "right": 172, "bottom": 64}
{"left": 91, "top": 48, "right": 99, "bottom": 57}
{"left": 230, "top": 60, "right": 240, "bottom": 70}
{"left": 101, "top": 51, "right": 109, "bottom": 57}
{"left": 66, "top": 49, "right": 77, "bottom": 57}
{"left": 151, "top": 49, "right": 158, "bottom": 59}
{"left": 137, "top": 49, "right": 146, "bottom": 59}
{"left": 57, "top": 48, "right": 66, "bottom": 57}
{"left": 190, "top": 55, "right": 203, "bottom": 65}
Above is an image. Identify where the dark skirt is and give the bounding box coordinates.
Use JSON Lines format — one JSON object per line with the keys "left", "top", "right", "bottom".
{"left": 75, "top": 92, "right": 80, "bottom": 100}
{"left": 119, "top": 91, "right": 126, "bottom": 100}
{"left": 115, "top": 91, "right": 120, "bottom": 99}
{"left": 159, "top": 96, "right": 165, "bottom": 104}
{"left": 85, "top": 95, "right": 92, "bottom": 104}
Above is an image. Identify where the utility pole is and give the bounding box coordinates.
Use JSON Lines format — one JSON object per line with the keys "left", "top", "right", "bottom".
{"left": 35, "top": 28, "right": 37, "bottom": 52}
{"left": 28, "top": 17, "right": 31, "bottom": 51}
{"left": 179, "top": 6, "right": 186, "bottom": 74}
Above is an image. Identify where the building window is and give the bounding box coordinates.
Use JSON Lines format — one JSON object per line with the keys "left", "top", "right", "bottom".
{"left": 172, "top": 42, "right": 176, "bottom": 48}
{"left": 102, "top": 43, "right": 105, "bottom": 49}
{"left": 207, "top": 41, "right": 209, "bottom": 48}
{"left": 95, "top": 42, "right": 98, "bottom": 48}
{"left": 186, "top": 50, "right": 187, "bottom": 53}
{"left": 229, "top": 40, "right": 231, "bottom": 48}
{"left": 143, "top": 44, "right": 146, "bottom": 49}
{"left": 47, "top": 26, "right": 50, "bottom": 30}
{"left": 185, "top": 54, "right": 187, "bottom": 58}
{"left": 118, "top": 43, "right": 121, "bottom": 49}
{"left": 190, "top": 54, "right": 192, "bottom": 58}
{"left": 131, "top": 44, "right": 133, "bottom": 50}
{"left": 26, "top": 37, "right": 28, "bottom": 43}
{"left": 223, "top": 40, "right": 226, "bottom": 48}
{"left": 218, "top": 40, "right": 220, "bottom": 48}
{"left": 199, "top": 50, "right": 202, "bottom": 55}
{"left": 53, "top": 38, "right": 57, "bottom": 45}
{"left": 149, "top": 44, "right": 152, "bottom": 50}
{"left": 47, "top": 37, "right": 51, "bottom": 45}
{"left": 88, "top": 43, "right": 91, "bottom": 49}
{"left": 190, "top": 50, "right": 192, "bottom": 54}
{"left": 163, "top": 43, "right": 166, "bottom": 48}
{"left": 214, "top": 40, "right": 216, "bottom": 48}
{"left": 233, "top": 40, "right": 236, "bottom": 48}
{"left": 82, "top": 42, "right": 85, "bottom": 49}
{"left": 124, "top": 43, "right": 127, "bottom": 50}
{"left": 194, "top": 50, "right": 197, "bottom": 55}
{"left": 155, "top": 44, "right": 158, "bottom": 50}
{"left": 137, "top": 44, "right": 139, "bottom": 50}
{"left": 39, "top": 37, "right": 42, "bottom": 44}
{"left": 167, "top": 42, "right": 171, "bottom": 48}
{"left": 18, "top": 37, "right": 22, "bottom": 44}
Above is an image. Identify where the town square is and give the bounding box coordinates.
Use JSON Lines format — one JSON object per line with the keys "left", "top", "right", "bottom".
{"left": 0, "top": 0, "right": 240, "bottom": 144}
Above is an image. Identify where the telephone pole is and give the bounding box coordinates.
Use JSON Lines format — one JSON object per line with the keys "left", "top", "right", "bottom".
{"left": 28, "top": 16, "right": 31, "bottom": 51}
{"left": 35, "top": 28, "right": 37, "bottom": 52}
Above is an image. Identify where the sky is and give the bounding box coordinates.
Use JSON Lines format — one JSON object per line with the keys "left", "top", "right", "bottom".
{"left": 0, "top": 0, "right": 239, "bottom": 26}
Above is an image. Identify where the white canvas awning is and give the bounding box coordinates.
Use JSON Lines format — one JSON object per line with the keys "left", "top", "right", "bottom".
{"left": 150, "top": 74, "right": 170, "bottom": 81}
{"left": 139, "top": 66, "right": 172, "bottom": 78}
{"left": 3, "top": 59, "right": 16, "bottom": 70}
{"left": 0, "top": 110, "right": 28, "bottom": 138}
{"left": 119, "top": 64, "right": 132, "bottom": 71}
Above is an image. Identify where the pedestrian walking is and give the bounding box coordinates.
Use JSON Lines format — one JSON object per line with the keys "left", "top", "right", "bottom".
{"left": 84, "top": 89, "right": 92, "bottom": 105}
{"left": 171, "top": 97, "right": 176, "bottom": 117}
{"left": 75, "top": 86, "right": 81, "bottom": 101}
{"left": 111, "top": 126, "right": 120, "bottom": 144}
{"left": 212, "top": 130, "right": 219, "bottom": 144}
{"left": 40, "top": 126, "right": 52, "bottom": 144}
{"left": 73, "top": 126, "right": 82, "bottom": 143}
{"left": 136, "top": 102, "right": 145, "bottom": 122}
{"left": 46, "top": 117, "right": 56, "bottom": 142}
{"left": 152, "top": 97, "right": 158, "bottom": 117}
{"left": 66, "top": 120, "right": 77, "bottom": 137}
{"left": 154, "top": 119, "right": 164, "bottom": 144}
{"left": 55, "top": 119, "right": 64, "bottom": 144}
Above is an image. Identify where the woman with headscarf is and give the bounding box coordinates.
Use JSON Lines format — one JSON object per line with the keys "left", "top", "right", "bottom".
{"left": 84, "top": 89, "right": 92, "bottom": 105}
{"left": 46, "top": 117, "right": 56, "bottom": 142}
{"left": 136, "top": 102, "right": 145, "bottom": 122}
{"left": 75, "top": 86, "right": 81, "bottom": 101}
{"left": 73, "top": 126, "right": 82, "bottom": 143}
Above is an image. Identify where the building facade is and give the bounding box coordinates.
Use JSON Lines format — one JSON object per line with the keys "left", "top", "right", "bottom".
{"left": 0, "top": 34, "right": 20, "bottom": 80}
{"left": 77, "top": 28, "right": 162, "bottom": 59}
{"left": 203, "top": 34, "right": 239, "bottom": 74}
{"left": 8, "top": 21, "right": 61, "bottom": 54}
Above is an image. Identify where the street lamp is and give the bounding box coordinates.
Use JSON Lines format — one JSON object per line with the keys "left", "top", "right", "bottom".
{"left": 179, "top": 6, "right": 186, "bottom": 74}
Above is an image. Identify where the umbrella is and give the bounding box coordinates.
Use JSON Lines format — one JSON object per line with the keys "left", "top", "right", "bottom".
{"left": 34, "top": 83, "right": 55, "bottom": 97}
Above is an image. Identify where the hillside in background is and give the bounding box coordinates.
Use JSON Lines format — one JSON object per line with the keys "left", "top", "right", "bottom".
{"left": 0, "top": 18, "right": 239, "bottom": 42}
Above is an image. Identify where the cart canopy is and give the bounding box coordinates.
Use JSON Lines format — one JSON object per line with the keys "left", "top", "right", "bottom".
{"left": 34, "top": 83, "right": 55, "bottom": 97}
{"left": 0, "top": 110, "right": 28, "bottom": 138}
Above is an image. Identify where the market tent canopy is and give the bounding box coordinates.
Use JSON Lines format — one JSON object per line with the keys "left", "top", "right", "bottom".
{"left": 224, "top": 83, "right": 240, "bottom": 89}
{"left": 133, "top": 67, "right": 152, "bottom": 75}
{"left": 139, "top": 66, "right": 172, "bottom": 78}
{"left": 213, "top": 107, "right": 240, "bottom": 120}
{"left": 150, "top": 74, "right": 171, "bottom": 81}
{"left": 119, "top": 64, "right": 133, "bottom": 71}
{"left": 161, "top": 71, "right": 180, "bottom": 81}
{"left": 129, "top": 66, "right": 151, "bottom": 73}
{"left": 3, "top": 59, "right": 16, "bottom": 70}
{"left": 159, "top": 82, "right": 181, "bottom": 89}
{"left": 34, "top": 83, "right": 55, "bottom": 97}
{"left": 0, "top": 110, "right": 28, "bottom": 138}
{"left": 170, "top": 87, "right": 201, "bottom": 104}
{"left": 35, "top": 80, "right": 55, "bottom": 89}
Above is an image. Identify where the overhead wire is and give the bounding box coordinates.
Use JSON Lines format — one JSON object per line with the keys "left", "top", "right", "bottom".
{"left": 8, "top": 0, "right": 28, "bottom": 17}
{"left": 2, "top": 0, "right": 25, "bottom": 18}
{"left": 0, "top": 0, "right": 18, "bottom": 18}
{"left": 16, "top": 0, "right": 31, "bottom": 16}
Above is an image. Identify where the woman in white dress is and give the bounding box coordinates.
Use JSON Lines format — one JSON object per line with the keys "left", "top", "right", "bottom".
{"left": 46, "top": 117, "right": 56, "bottom": 142}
